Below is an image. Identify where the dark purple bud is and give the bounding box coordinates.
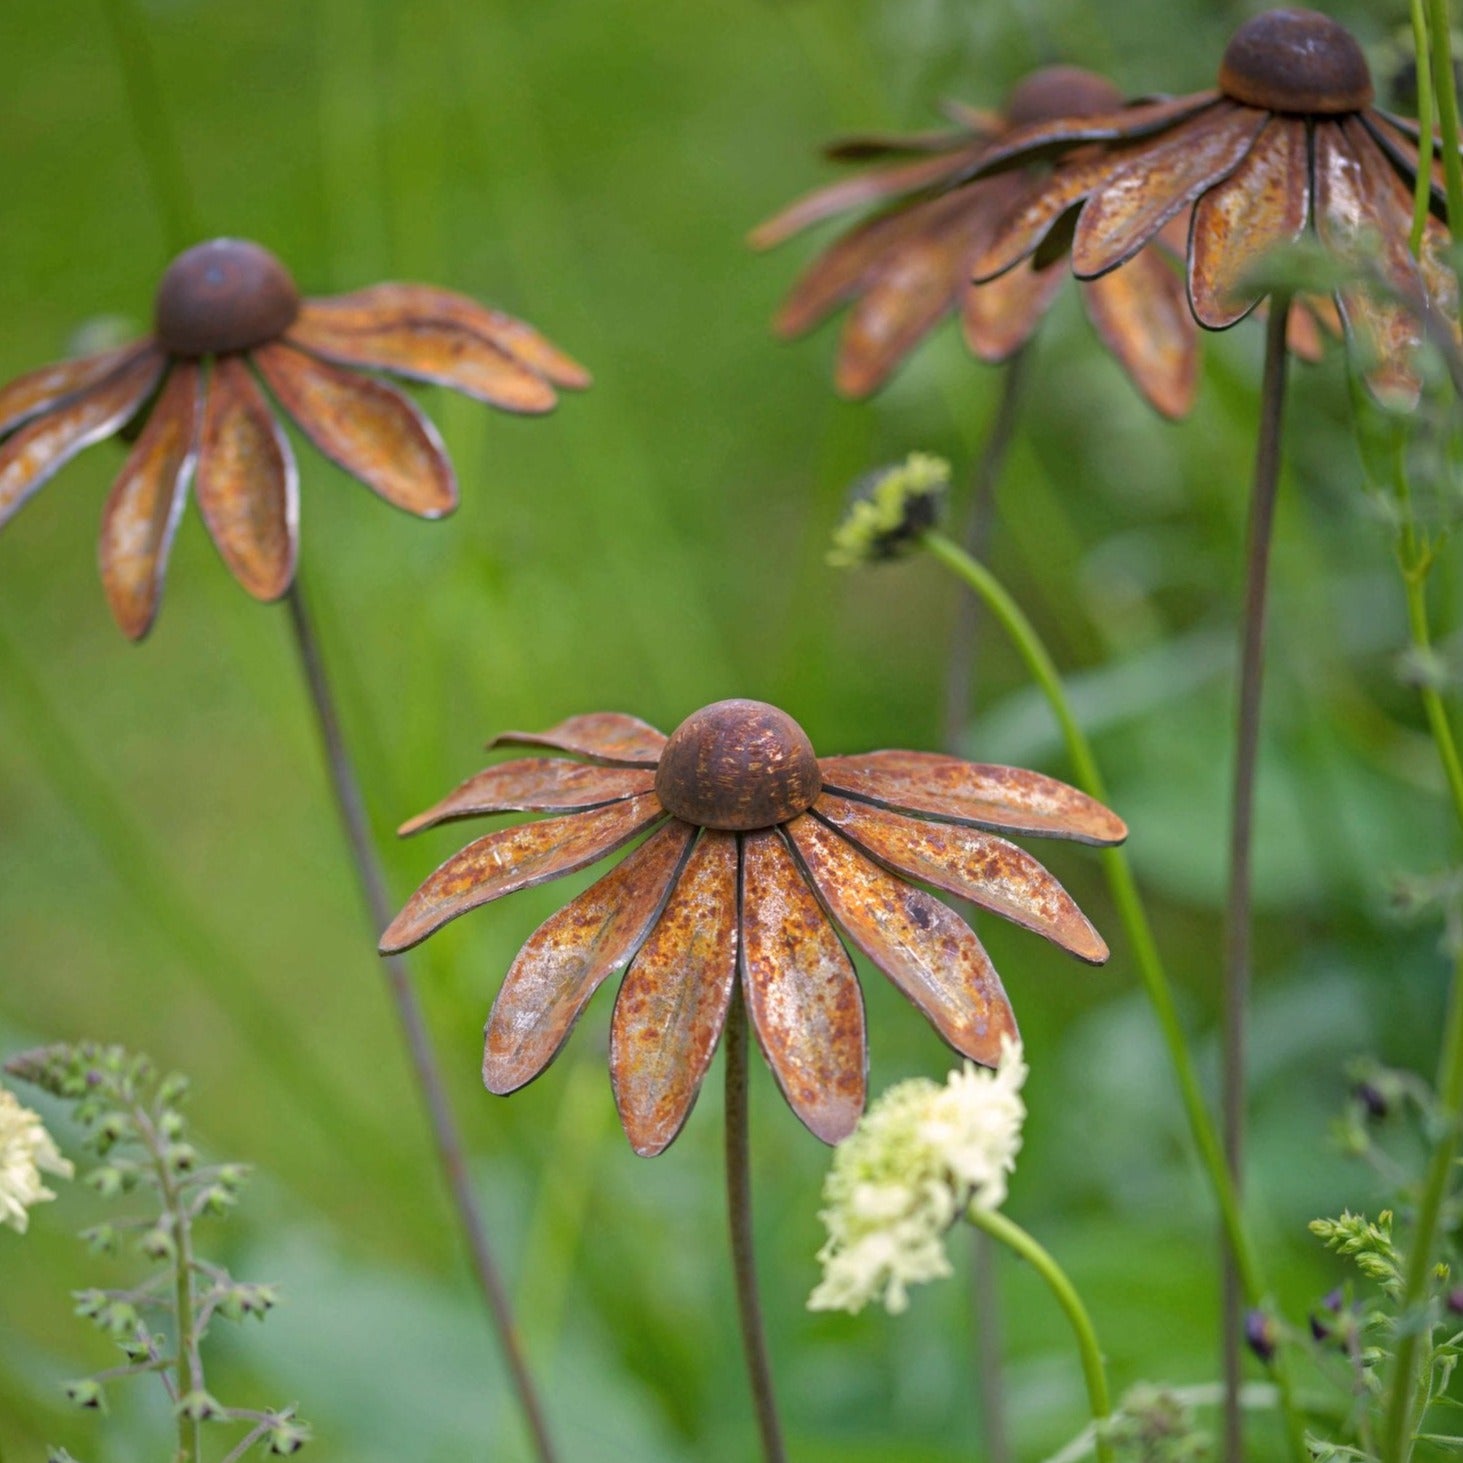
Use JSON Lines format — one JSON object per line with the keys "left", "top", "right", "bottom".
{"left": 1355, "top": 1081, "right": 1388, "bottom": 1120}
{"left": 1245, "top": 1309, "right": 1277, "bottom": 1365}
{"left": 1309, "top": 1312, "right": 1330, "bottom": 1343}
{"left": 1322, "top": 1287, "right": 1344, "bottom": 1312}
{"left": 1447, "top": 1287, "right": 1463, "bottom": 1315}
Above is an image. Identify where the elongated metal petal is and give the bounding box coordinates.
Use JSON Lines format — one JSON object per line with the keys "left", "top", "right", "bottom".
{"left": 400, "top": 759, "right": 657, "bottom": 835}
{"left": 824, "top": 127, "right": 981, "bottom": 161}
{"left": 99, "top": 362, "right": 201, "bottom": 640}
{"left": 380, "top": 793, "right": 666, "bottom": 952}
{"left": 610, "top": 830, "right": 739, "bottom": 1156}
{"left": 741, "top": 829, "right": 866, "bottom": 1143}
{"left": 483, "top": 820, "right": 696, "bottom": 1094}
{"left": 253, "top": 341, "right": 457, "bottom": 517}
{"left": 1188, "top": 118, "right": 1310, "bottom": 328}
{"left": 490, "top": 712, "right": 667, "bottom": 766}
{"left": 786, "top": 816, "right": 1017, "bottom": 1066}
{"left": 0, "top": 349, "right": 165, "bottom": 532}
{"left": 814, "top": 794, "right": 1107, "bottom": 962}
{"left": 962, "top": 254, "right": 1067, "bottom": 363}
{"left": 818, "top": 750, "right": 1126, "bottom": 845}
{"left": 0, "top": 343, "right": 152, "bottom": 437}
{"left": 1070, "top": 103, "right": 1266, "bottom": 278}
{"left": 1362, "top": 112, "right": 1448, "bottom": 216}
{"left": 1079, "top": 246, "right": 1197, "bottom": 420}
{"left": 194, "top": 354, "right": 298, "bottom": 601}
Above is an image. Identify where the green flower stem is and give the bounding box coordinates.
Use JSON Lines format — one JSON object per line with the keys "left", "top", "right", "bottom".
{"left": 1410, "top": 0, "right": 1437, "bottom": 256}
{"left": 922, "top": 529, "right": 1308, "bottom": 1463}
{"left": 1429, "top": 0, "right": 1463, "bottom": 235}
{"left": 968, "top": 1207, "right": 1113, "bottom": 1463}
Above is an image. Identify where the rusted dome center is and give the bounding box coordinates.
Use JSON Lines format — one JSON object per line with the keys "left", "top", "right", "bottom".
{"left": 655, "top": 699, "right": 821, "bottom": 831}
{"left": 1218, "top": 8, "right": 1373, "bottom": 114}
{"left": 1005, "top": 66, "right": 1124, "bottom": 126}
{"left": 153, "top": 239, "right": 301, "bottom": 358}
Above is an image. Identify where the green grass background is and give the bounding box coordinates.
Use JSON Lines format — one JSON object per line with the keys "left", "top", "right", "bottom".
{"left": 0, "top": 0, "right": 1451, "bottom": 1458}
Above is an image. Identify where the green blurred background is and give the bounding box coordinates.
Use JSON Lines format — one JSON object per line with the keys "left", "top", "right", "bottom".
{"left": 0, "top": 0, "right": 1452, "bottom": 1458}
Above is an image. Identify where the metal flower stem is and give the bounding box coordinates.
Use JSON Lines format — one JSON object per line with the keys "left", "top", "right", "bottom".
{"left": 282, "top": 581, "right": 558, "bottom": 1463}
{"left": 724, "top": 983, "right": 788, "bottom": 1463}
{"left": 920, "top": 529, "right": 1308, "bottom": 1463}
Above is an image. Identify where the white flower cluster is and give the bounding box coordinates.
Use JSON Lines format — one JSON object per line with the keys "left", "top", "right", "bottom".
{"left": 0, "top": 1083, "right": 72, "bottom": 1234}
{"left": 809, "top": 1040, "right": 1027, "bottom": 1315}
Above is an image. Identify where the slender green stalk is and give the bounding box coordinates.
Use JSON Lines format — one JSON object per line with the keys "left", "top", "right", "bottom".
{"left": 969, "top": 1208, "right": 1113, "bottom": 1463}
{"left": 1411, "top": 0, "right": 1437, "bottom": 257}
{"left": 1429, "top": 0, "right": 1463, "bottom": 235}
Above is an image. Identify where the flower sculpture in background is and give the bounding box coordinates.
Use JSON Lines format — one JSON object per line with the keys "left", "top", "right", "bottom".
{"left": 0, "top": 238, "right": 590, "bottom": 637}
{"left": 381, "top": 699, "right": 1124, "bottom": 1155}
{"left": 0, "top": 1083, "right": 72, "bottom": 1234}
{"left": 752, "top": 65, "right": 1201, "bottom": 417}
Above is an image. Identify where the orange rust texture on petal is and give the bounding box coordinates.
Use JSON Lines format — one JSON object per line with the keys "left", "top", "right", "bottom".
{"left": 400, "top": 759, "right": 658, "bottom": 835}
{"left": 785, "top": 816, "right": 1017, "bottom": 1066}
{"left": 962, "top": 253, "right": 1068, "bottom": 363}
{"left": 0, "top": 348, "right": 165, "bottom": 532}
{"left": 380, "top": 793, "right": 666, "bottom": 952}
{"left": 814, "top": 794, "right": 1108, "bottom": 963}
{"left": 99, "top": 363, "right": 202, "bottom": 640}
{"left": 252, "top": 341, "right": 458, "bottom": 517}
{"left": 483, "top": 820, "right": 695, "bottom": 1095}
{"left": 491, "top": 712, "right": 667, "bottom": 766}
{"left": 740, "top": 829, "right": 866, "bottom": 1144}
{"left": 194, "top": 354, "right": 298, "bottom": 601}
{"left": 818, "top": 750, "right": 1127, "bottom": 845}
{"left": 1188, "top": 117, "right": 1310, "bottom": 328}
{"left": 610, "top": 830, "right": 740, "bottom": 1156}
{"left": 0, "top": 343, "right": 151, "bottom": 437}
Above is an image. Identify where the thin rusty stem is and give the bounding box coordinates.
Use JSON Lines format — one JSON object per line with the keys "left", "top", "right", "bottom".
{"left": 1221, "top": 296, "right": 1292, "bottom": 1463}
{"left": 283, "top": 580, "right": 558, "bottom": 1463}
{"left": 725, "top": 982, "right": 788, "bottom": 1463}
{"left": 971, "top": 1230, "right": 1013, "bottom": 1463}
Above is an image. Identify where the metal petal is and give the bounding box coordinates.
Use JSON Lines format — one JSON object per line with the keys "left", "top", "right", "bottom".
{"left": 962, "top": 255, "right": 1067, "bottom": 363}
{"left": 194, "top": 354, "right": 298, "bottom": 601}
{"left": 1362, "top": 112, "right": 1447, "bottom": 217}
{"left": 824, "top": 127, "right": 983, "bottom": 161}
{"left": 483, "top": 819, "right": 696, "bottom": 1094}
{"left": 610, "top": 830, "right": 739, "bottom": 1156}
{"left": 1070, "top": 103, "right": 1267, "bottom": 279}
{"left": 380, "top": 793, "right": 666, "bottom": 953}
{"left": 818, "top": 750, "right": 1126, "bottom": 845}
{"left": 740, "top": 829, "right": 866, "bottom": 1144}
{"left": 252, "top": 341, "right": 457, "bottom": 517}
{"left": 814, "top": 793, "right": 1108, "bottom": 963}
{"left": 1188, "top": 118, "right": 1310, "bottom": 329}
{"left": 0, "top": 348, "right": 165, "bottom": 532}
{"left": 1079, "top": 246, "right": 1198, "bottom": 420}
{"left": 490, "top": 712, "right": 667, "bottom": 766}
{"left": 298, "top": 283, "right": 590, "bottom": 389}
{"left": 785, "top": 816, "right": 1017, "bottom": 1066}
{"left": 1285, "top": 296, "right": 1340, "bottom": 364}
{"left": 0, "top": 342, "right": 152, "bottom": 437}
{"left": 400, "top": 759, "right": 658, "bottom": 835}
{"left": 98, "top": 362, "right": 201, "bottom": 640}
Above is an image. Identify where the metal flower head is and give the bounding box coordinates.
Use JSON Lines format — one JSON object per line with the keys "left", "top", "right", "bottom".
{"left": 381, "top": 700, "right": 1125, "bottom": 1157}
{"left": 751, "top": 65, "right": 1200, "bottom": 418}
{"left": 968, "top": 9, "right": 1458, "bottom": 406}
{"left": 0, "top": 238, "right": 589, "bottom": 638}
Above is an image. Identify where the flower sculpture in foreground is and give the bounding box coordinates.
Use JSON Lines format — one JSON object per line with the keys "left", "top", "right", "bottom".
{"left": 381, "top": 700, "right": 1124, "bottom": 1156}
{"left": 0, "top": 238, "right": 589, "bottom": 638}
{"left": 968, "top": 8, "right": 1457, "bottom": 405}
{"left": 751, "top": 65, "right": 1201, "bottom": 417}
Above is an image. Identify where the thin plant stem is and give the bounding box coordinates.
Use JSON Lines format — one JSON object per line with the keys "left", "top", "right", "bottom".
{"left": 1429, "top": 0, "right": 1463, "bottom": 234}
{"left": 1410, "top": 0, "right": 1437, "bottom": 257}
{"left": 724, "top": 983, "right": 788, "bottom": 1463}
{"left": 968, "top": 1207, "right": 1114, "bottom": 1463}
{"left": 282, "top": 580, "right": 558, "bottom": 1463}
{"left": 971, "top": 1230, "right": 1013, "bottom": 1463}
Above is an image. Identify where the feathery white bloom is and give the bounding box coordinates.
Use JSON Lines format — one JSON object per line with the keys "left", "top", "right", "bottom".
{"left": 0, "top": 1084, "right": 72, "bottom": 1234}
{"left": 809, "top": 1040, "right": 1026, "bottom": 1315}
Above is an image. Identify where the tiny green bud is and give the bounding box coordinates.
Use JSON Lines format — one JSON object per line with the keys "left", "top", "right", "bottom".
{"left": 268, "top": 1418, "right": 312, "bottom": 1454}
{"left": 139, "top": 1225, "right": 176, "bottom": 1262}
{"left": 827, "top": 453, "right": 949, "bottom": 568}
{"left": 73, "top": 1289, "right": 107, "bottom": 1320}
{"left": 199, "top": 1184, "right": 238, "bottom": 1218}
{"left": 63, "top": 1378, "right": 105, "bottom": 1411}
{"left": 158, "top": 1110, "right": 186, "bottom": 1141}
{"left": 165, "top": 1143, "right": 198, "bottom": 1174}
{"left": 80, "top": 1223, "right": 118, "bottom": 1256}
{"left": 156, "top": 1072, "right": 189, "bottom": 1107}
{"left": 176, "top": 1389, "right": 225, "bottom": 1422}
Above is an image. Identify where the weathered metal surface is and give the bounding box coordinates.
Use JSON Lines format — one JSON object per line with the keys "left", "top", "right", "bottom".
{"left": 0, "top": 343, "right": 150, "bottom": 438}
{"left": 786, "top": 815, "right": 1018, "bottom": 1066}
{"left": 1189, "top": 117, "right": 1310, "bottom": 328}
{"left": 491, "top": 712, "right": 667, "bottom": 766}
{"left": 1217, "top": 9, "right": 1373, "bottom": 115}
{"left": 824, "top": 126, "right": 994, "bottom": 161}
{"left": 740, "top": 829, "right": 866, "bottom": 1144}
{"left": 962, "top": 251, "right": 1067, "bottom": 363}
{"left": 253, "top": 341, "right": 458, "bottom": 517}
{"left": 99, "top": 363, "right": 202, "bottom": 641}
{"left": 610, "top": 830, "right": 739, "bottom": 1156}
{"left": 818, "top": 751, "right": 1126, "bottom": 845}
{"left": 153, "top": 240, "right": 300, "bottom": 358}
{"left": 483, "top": 820, "right": 695, "bottom": 1094}
{"left": 381, "top": 793, "right": 665, "bottom": 953}
{"left": 0, "top": 348, "right": 164, "bottom": 531}
{"left": 194, "top": 354, "right": 298, "bottom": 601}
{"left": 814, "top": 793, "right": 1108, "bottom": 963}
{"left": 400, "top": 758, "right": 658, "bottom": 835}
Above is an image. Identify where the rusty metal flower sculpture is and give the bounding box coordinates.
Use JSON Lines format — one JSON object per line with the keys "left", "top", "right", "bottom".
{"left": 751, "top": 66, "right": 1200, "bottom": 418}
{"left": 381, "top": 699, "right": 1125, "bottom": 1156}
{"left": 0, "top": 237, "right": 589, "bottom": 638}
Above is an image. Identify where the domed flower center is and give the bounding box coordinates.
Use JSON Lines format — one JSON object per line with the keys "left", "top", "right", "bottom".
{"left": 655, "top": 699, "right": 822, "bottom": 831}
{"left": 1218, "top": 8, "right": 1373, "bottom": 115}
{"left": 1005, "top": 66, "right": 1123, "bottom": 126}
{"left": 153, "top": 239, "right": 301, "bottom": 358}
